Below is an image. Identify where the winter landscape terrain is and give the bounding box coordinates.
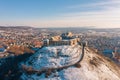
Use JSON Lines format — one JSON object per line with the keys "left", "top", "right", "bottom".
{"left": 20, "top": 45, "right": 120, "bottom": 80}
{"left": 0, "top": 27, "right": 120, "bottom": 80}
{"left": 0, "top": 0, "right": 120, "bottom": 80}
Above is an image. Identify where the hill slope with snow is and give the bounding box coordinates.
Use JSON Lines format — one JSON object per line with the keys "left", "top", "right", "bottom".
{"left": 20, "top": 45, "right": 120, "bottom": 80}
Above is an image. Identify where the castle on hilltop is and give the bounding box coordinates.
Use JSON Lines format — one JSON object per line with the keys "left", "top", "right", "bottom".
{"left": 44, "top": 32, "right": 80, "bottom": 46}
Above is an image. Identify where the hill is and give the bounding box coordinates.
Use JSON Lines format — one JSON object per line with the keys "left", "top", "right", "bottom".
{"left": 20, "top": 45, "right": 120, "bottom": 80}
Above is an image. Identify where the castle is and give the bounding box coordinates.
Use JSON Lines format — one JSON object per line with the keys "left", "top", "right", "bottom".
{"left": 44, "top": 32, "right": 80, "bottom": 46}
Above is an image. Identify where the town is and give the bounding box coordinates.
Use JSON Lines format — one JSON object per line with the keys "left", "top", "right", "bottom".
{"left": 0, "top": 26, "right": 120, "bottom": 65}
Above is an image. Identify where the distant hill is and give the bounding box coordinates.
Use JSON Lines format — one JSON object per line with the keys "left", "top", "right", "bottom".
{"left": 0, "top": 26, "right": 33, "bottom": 30}
{"left": 0, "top": 26, "right": 120, "bottom": 34}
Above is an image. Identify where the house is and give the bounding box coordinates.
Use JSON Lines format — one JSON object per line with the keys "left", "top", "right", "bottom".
{"left": 0, "top": 46, "right": 5, "bottom": 52}
{"left": 112, "top": 47, "right": 120, "bottom": 61}
{"left": 33, "top": 40, "right": 43, "bottom": 48}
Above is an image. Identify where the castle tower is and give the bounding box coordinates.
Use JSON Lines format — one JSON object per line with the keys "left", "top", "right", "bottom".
{"left": 43, "top": 39, "right": 49, "bottom": 46}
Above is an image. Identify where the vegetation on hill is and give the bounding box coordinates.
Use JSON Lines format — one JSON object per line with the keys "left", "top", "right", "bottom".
{"left": 7, "top": 45, "right": 34, "bottom": 55}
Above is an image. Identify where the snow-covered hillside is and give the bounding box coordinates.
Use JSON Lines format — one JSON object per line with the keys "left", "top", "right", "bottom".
{"left": 20, "top": 45, "right": 120, "bottom": 80}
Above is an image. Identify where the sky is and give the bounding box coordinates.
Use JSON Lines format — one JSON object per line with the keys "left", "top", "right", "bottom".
{"left": 0, "top": 0, "right": 120, "bottom": 28}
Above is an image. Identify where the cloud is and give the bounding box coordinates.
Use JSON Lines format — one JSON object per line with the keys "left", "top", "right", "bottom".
{"left": 1, "top": 0, "right": 120, "bottom": 28}
{"left": 68, "top": 0, "right": 120, "bottom": 9}
{"left": 44, "top": 0, "right": 120, "bottom": 28}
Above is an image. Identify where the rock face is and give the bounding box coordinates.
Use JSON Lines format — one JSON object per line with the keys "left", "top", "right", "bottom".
{"left": 20, "top": 46, "right": 120, "bottom": 80}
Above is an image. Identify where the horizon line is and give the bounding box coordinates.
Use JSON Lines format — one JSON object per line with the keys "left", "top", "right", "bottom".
{"left": 0, "top": 25, "right": 120, "bottom": 29}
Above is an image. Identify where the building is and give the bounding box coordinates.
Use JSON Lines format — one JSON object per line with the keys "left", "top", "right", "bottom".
{"left": 50, "top": 36, "right": 62, "bottom": 41}
{"left": 43, "top": 32, "right": 80, "bottom": 46}
{"left": 49, "top": 38, "right": 79, "bottom": 46}
{"left": 61, "top": 32, "right": 73, "bottom": 39}
{"left": 0, "top": 45, "right": 5, "bottom": 52}
{"left": 43, "top": 39, "right": 49, "bottom": 46}
{"left": 112, "top": 47, "right": 120, "bottom": 61}
{"left": 33, "top": 41, "right": 43, "bottom": 48}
